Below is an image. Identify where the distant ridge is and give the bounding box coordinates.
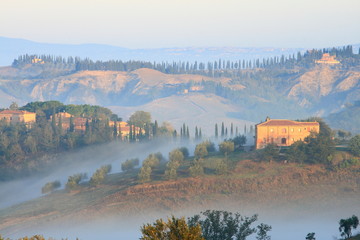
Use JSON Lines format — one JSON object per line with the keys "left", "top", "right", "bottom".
{"left": 0, "top": 36, "right": 304, "bottom": 66}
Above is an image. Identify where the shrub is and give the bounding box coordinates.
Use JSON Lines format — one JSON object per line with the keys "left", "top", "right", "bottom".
{"left": 121, "top": 158, "right": 140, "bottom": 172}
{"left": 90, "top": 164, "right": 112, "bottom": 186}
{"left": 66, "top": 173, "right": 87, "bottom": 190}
{"left": 219, "top": 141, "right": 235, "bottom": 156}
{"left": 41, "top": 180, "right": 61, "bottom": 194}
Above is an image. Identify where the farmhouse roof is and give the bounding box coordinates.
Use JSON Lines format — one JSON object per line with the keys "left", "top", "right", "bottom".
{"left": 256, "top": 119, "right": 319, "bottom": 127}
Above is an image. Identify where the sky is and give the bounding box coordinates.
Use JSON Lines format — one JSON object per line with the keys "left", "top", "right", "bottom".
{"left": 1, "top": 0, "right": 359, "bottom": 49}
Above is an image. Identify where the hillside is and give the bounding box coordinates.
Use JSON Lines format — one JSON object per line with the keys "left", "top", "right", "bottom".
{"left": 0, "top": 159, "right": 359, "bottom": 240}
{"left": 1, "top": 47, "right": 360, "bottom": 133}
{"left": 326, "top": 101, "right": 360, "bottom": 133}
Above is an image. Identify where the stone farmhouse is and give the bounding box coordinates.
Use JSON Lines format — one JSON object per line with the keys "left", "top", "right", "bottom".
{"left": 315, "top": 53, "right": 340, "bottom": 64}
{"left": 0, "top": 110, "right": 36, "bottom": 127}
{"left": 255, "top": 117, "right": 319, "bottom": 149}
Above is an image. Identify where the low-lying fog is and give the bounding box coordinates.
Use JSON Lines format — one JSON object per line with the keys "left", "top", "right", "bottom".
{"left": 0, "top": 137, "right": 359, "bottom": 240}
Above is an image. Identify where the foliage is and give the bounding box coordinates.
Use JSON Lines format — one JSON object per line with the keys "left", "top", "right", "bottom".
{"left": 215, "top": 159, "right": 228, "bottom": 175}
{"left": 138, "top": 165, "right": 152, "bottom": 183}
{"left": 41, "top": 180, "right": 61, "bottom": 194}
{"left": 178, "top": 147, "right": 190, "bottom": 158}
{"left": 303, "top": 133, "right": 335, "bottom": 164}
{"left": 143, "top": 153, "right": 161, "bottom": 169}
{"left": 65, "top": 173, "right": 87, "bottom": 190}
{"left": 89, "top": 164, "right": 112, "bottom": 186}
{"left": 305, "top": 232, "right": 316, "bottom": 240}
{"left": 287, "top": 141, "right": 307, "bottom": 163}
{"left": 189, "top": 158, "right": 205, "bottom": 177}
{"left": 339, "top": 215, "right": 359, "bottom": 239}
{"left": 259, "top": 144, "right": 279, "bottom": 162}
{"left": 141, "top": 216, "right": 204, "bottom": 240}
{"left": 128, "top": 111, "right": 151, "bottom": 128}
{"left": 349, "top": 135, "right": 360, "bottom": 157}
{"left": 187, "top": 210, "right": 271, "bottom": 240}
{"left": 256, "top": 223, "right": 272, "bottom": 240}
{"left": 229, "top": 135, "right": 247, "bottom": 151}
{"left": 219, "top": 141, "right": 235, "bottom": 156}
{"left": 121, "top": 158, "right": 140, "bottom": 172}
{"left": 194, "top": 143, "right": 208, "bottom": 159}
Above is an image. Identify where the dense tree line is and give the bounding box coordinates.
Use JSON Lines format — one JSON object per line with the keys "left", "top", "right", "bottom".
{"left": 12, "top": 45, "right": 360, "bottom": 76}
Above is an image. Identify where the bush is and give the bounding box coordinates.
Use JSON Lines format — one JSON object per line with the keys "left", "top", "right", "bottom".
{"left": 189, "top": 158, "right": 204, "bottom": 177}
{"left": 90, "top": 164, "right": 112, "bottom": 186}
{"left": 41, "top": 180, "right": 61, "bottom": 194}
{"left": 143, "top": 153, "right": 161, "bottom": 169}
{"left": 219, "top": 141, "right": 235, "bottom": 156}
{"left": 349, "top": 135, "right": 360, "bottom": 157}
{"left": 195, "top": 143, "right": 208, "bottom": 159}
{"left": 66, "top": 173, "right": 87, "bottom": 190}
{"left": 121, "top": 158, "right": 140, "bottom": 172}
{"left": 138, "top": 165, "right": 152, "bottom": 182}
{"left": 178, "top": 147, "right": 190, "bottom": 158}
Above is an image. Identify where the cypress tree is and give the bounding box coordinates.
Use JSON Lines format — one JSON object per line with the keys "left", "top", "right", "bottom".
{"left": 215, "top": 123, "right": 218, "bottom": 139}
{"left": 113, "top": 121, "right": 118, "bottom": 140}
{"left": 199, "top": 128, "right": 202, "bottom": 140}
{"left": 195, "top": 126, "right": 198, "bottom": 140}
{"left": 236, "top": 126, "right": 238, "bottom": 136}
{"left": 230, "top": 123, "right": 233, "bottom": 137}
{"left": 69, "top": 116, "right": 74, "bottom": 133}
{"left": 221, "top": 122, "right": 225, "bottom": 138}
{"left": 186, "top": 126, "right": 190, "bottom": 139}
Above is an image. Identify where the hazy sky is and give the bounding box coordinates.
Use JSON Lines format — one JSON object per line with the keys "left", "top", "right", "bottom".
{"left": 1, "top": 0, "right": 359, "bottom": 48}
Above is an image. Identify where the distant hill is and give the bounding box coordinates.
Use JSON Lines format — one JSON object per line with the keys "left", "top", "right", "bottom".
{"left": 0, "top": 36, "right": 304, "bottom": 66}
{"left": 326, "top": 101, "right": 360, "bottom": 133}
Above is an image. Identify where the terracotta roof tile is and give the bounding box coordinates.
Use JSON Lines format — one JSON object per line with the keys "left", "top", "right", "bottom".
{"left": 257, "top": 119, "right": 319, "bottom": 127}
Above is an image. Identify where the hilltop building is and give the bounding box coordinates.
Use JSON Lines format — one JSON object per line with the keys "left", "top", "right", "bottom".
{"left": 31, "top": 57, "right": 45, "bottom": 64}
{"left": 255, "top": 117, "right": 319, "bottom": 149}
{"left": 315, "top": 53, "right": 340, "bottom": 65}
{"left": 0, "top": 110, "right": 36, "bottom": 126}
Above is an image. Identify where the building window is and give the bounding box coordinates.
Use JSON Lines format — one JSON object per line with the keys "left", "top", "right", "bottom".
{"left": 291, "top": 128, "right": 294, "bottom": 132}
{"left": 282, "top": 128, "right": 287, "bottom": 133}
{"left": 270, "top": 128, "right": 274, "bottom": 132}
{"left": 298, "top": 128, "right": 301, "bottom": 132}
{"left": 281, "top": 138, "right": 287, "bottom": 144}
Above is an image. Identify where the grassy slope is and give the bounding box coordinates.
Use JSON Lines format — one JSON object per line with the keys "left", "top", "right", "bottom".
{"left": 1, "top": 150, "right": 359, "bottom": 235}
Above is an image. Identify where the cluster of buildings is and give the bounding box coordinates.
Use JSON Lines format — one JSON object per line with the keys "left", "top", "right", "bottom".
{"left": 0, "top": 110, "right": 320, "bottom": 148}
{"left": 0, "top": 110, "right": 141, "bottom": 139}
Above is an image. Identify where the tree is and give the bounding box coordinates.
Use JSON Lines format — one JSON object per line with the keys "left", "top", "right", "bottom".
{"left": 215, "top": 124, "right": 219, "bottom": 139}
{"left": 261, "top": 144, "right": 279, "bottom": 162}
{"left": 215, "top": 159, "right": 228, "bottom": 175}
{"left": 66, "top": 173, "right": 87, "bottom": 190}
{"left": 141, "top": 216, "right": 204, "bottom": 240}
{"left": 188, "top": 210, "right": 270, "bottom": 240}
{"left": 219, "top": 141, "right": 235, "bottom": 156}
{"left": 339, "top": 215, "right": 359, "bottom": 239}
{"left": 128, "top": 111, "right": 151, "bottom": 128}
{"left": 195, "top": 143, "right": 208, "bottom": 159}
{"left": 9, "top": 102, "right": 19, "bottom": 110}
{"left": 138, "top": 165, "right": 152, "bottom": 182}
{"left": 349, "top": 135, "right": 360, "bottom": 156}
{"left": 179, "top": 147, "right": 190, "bottom": 158}
{"left": 231, "top": 135, "right": 247, "bottom": 151}
{"left": 221, "top": 122, "right": 225, "bottom": 138}
{"left": 189, "top": 158, "right": 204, "bottom": 177}
{"left": 121, "top": 158, "right": 140, "bottom": 172}
{"left": 41, "top": 180, "right": 61, "bottom": 194}
{"left": 90, "top": 164, "right": 112, "bottom": 186}
{"left": 305, "top": 232, "right": 315, "bottom": 240}
{"left": 256, "top": 223, "right": 271, "bottom": 240}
